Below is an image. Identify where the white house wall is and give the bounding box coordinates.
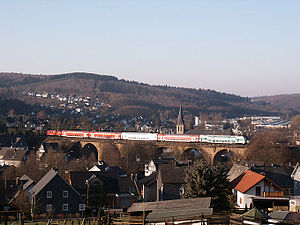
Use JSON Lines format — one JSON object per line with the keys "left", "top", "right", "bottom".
{"left": 237, "top": 180, "right": 265, "bottom": 208}
{"left": 145, "top": 160, "right": 157, "bottom": 176}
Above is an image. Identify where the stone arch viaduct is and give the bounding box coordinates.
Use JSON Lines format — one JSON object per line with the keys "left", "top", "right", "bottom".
{"left": 46, "top": 137, "right": 248, "bottom": 164}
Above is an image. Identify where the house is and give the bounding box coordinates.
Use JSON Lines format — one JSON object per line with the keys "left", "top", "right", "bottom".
{"left": 18, "top": 174, "right": 35, "bottom": 193}
{"left": 89, "top": 161, "right": 110, "bottom": 172}
{"left": 37, "top": 144, "right": 46, "bottom": 159}
{"left": 128, "top": 197, "right": 212, "bottom": 224}
{"left": 29, "top": 168, "right": 84, "bottom": 215}
{"left": 157, "top": 164, "right": 186, "bottom": 201}
{"left": 290, "top": 197, "right": 300, "bottom": 213}
{"left": 0, "top": 135, "right": 28, "bottom": 149}
{"left": 140, "top": 172, "right": 158, "bottom": 202}
{"left": 0, "top": 147, "right": 28, "bottom": 167}
{"left": 37, "top": 143, "right": 59, "bottom": 159}
{"left": 144, "top": 159, "right": 173, "bottom": 177}
{"left": 291, "top": 163, "right": 300, "bottom": 196}
{"left": 68, "top": 171, "right": 135, "bottom": 209}
{"left": 9, "top": 174, "right": 35, "bottom": 206}
{"left": 89, "top": 161, "right": 125, "bottom": 175}
{"left": 233, "top": 170, "right": 289, "bottom": 211}
{"left": 250, "top": 165, "right": 294, "bottom": 197}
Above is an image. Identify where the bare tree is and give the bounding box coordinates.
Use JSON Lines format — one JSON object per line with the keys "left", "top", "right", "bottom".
{"left": 11, "top": 189, "right": 31, "bottom": 223}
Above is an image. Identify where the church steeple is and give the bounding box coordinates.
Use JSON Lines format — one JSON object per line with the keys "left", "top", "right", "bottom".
{"left": 176, "top": 105, "right": 185, "bottom": 134}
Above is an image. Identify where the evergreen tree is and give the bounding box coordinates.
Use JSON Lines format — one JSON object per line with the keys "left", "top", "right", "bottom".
{"left": 183, "top": 159, "right": 231, "bottom": 211}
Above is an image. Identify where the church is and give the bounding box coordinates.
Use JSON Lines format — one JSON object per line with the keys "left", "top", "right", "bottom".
{"left": 176, "top": 105, "right": 185, "bottom": 135}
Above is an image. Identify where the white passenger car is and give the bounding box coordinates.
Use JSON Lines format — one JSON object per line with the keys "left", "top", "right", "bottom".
{"left": 121, "top": 132, "right": 158, "bottom": 141}
{"left": 199, "top": 135, "right": 246, "bottom": 144}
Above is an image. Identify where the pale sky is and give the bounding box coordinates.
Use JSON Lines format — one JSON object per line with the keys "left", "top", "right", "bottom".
{"left": 1, "top": 1, "right": 299, "bottom": 97}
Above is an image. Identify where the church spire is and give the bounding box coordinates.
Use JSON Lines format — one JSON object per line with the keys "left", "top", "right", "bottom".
{"left": 177, "top": 105, "right": 184, "bottom": 125}
{"left": 176, "top": 105, "right": 185, "bottom": 134}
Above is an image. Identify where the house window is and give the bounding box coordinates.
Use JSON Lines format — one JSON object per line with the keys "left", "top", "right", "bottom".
{"left": 46, "top": 204, "right": 52, "bottom": 212}
{"left": 79, "top": 204, "right": 85, "bottom": 211}
{"left": 46, "top": 191, "right": 52, "bottom": 198}
{"left": 256, "top": 186, "right": 261, "bottom": 196}
{"left": 239, "top": 198, "right": 242, "bottom": 204}
{"left": 63, "top": 190, "right": 69, "bottom": 198}
{"left": 62, "top": 204, "right": 68, "bottom": 211}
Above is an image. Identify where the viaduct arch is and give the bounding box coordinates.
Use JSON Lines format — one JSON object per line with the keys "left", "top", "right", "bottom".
{"left": 45, "top": 137, "right": 247, "bottom": 164}
{"left": 72, "top": 139, "right": 248, "bottom": 164}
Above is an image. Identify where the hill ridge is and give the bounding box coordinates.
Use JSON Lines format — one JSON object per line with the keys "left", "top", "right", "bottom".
{"left": 0, "top": 72, "right": 294, "bottom": 118}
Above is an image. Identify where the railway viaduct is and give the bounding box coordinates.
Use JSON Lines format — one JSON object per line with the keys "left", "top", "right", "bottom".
{"left": 45, "top": 137, "right": 248, "bottom": 164}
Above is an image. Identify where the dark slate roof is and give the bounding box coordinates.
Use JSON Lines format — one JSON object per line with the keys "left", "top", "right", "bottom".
{"left": 250, "top": 165, "right": 294, "bottom": 188}
{"left": 118, "top": 175, "right": 135, "bottom": 192}
{"left": 139, "top": 172, "right": 158, "bottom": 186}
{"left": 90, "top": 165, "right": 126, "bottom": 176}
{"left": 159, "top": 164, "right": 186, "bottom": 184}
{"left": 0, "top": 147, "right": 27, "bottom": 161}
{"left": 0, "top": 135, "right": 28, "bottom": 148}
{"left": 29, "top": 169, "right": 57, "bottom": 196}
{"left": 0, "top": 135, "right": 14, "bottom": 147}
{"left": 30, "top": 168, "right": 80, "bottom": 197}
{"left": 14, "top": 137, "right": 28, "bottom": 149}
{"left": 128, "top": 197, "right": 211, "bottom": 213}
{"left": 43, "top": 143, "right": 59, "bottom": 152}
{"left": 153, "top": 159, "right": 173, "bottom": 168}
{"left": 110, "top": 166, "right": 126, "bottom": 175}
{"left": 90, "top": 161, "right": 110, "bottom": 171}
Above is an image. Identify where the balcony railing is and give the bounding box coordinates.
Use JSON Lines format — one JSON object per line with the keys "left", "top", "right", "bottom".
{"left": 263, "top": 191, "right": 284, "bottom": 197}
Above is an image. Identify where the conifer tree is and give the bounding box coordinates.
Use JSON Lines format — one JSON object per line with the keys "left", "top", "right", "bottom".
{"left": 183, "top": 159, "right": 231, "bottom": 211}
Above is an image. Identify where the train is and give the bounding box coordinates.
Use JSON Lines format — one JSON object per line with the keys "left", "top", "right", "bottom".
{"left": 47, "top": 130, "right": 247, "bottom": 144}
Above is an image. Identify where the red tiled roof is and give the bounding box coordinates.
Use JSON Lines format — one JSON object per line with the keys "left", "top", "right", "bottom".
{"left": 234, "top": 170, "right": 265, "bottom": 193}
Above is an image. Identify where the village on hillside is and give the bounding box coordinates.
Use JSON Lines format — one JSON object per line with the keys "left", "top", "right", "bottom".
{"left": 1, "top": 105, "right": 300, "bottom": 224}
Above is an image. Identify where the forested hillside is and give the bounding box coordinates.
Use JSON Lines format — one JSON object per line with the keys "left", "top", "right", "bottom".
{"left": 252, "top": 94, "right": 300, "bottom": 116}
{"left": 0, "top": 72, "right": 289, "bottom": 118}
